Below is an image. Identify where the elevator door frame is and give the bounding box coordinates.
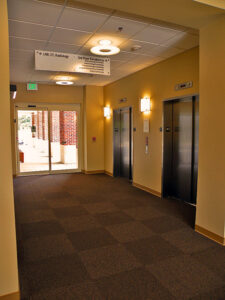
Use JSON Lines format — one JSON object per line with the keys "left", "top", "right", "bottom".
{"left": 113, "top": 106, "right": 133, "bottom": 180}
{"left": 14, "top": 102, "right": 82, "bottom": 176}
{"left": 161, "top": 94, "right": 199, "bottom": 204}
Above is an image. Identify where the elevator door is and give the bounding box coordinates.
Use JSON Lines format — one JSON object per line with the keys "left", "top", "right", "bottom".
{"left": 163, "top": 96, "right": 199, "bottom": 204}
{"left": 172, "top": 100, "right": 193, "bottom": 202}
{"left": 113, "top": 107, "right": 132, "bottom": 180}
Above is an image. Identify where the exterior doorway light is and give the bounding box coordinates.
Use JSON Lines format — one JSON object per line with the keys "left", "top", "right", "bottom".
{"left": 140, "top": 97, "right": 151, "bottom": 113}
{"left": 104, "top": 106, "right": 111, "bottom": 118}
{"left": 91, "top": 40, "right": 120, "bottom": 56}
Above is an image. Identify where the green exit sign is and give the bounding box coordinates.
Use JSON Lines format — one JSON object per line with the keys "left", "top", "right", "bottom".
{"left": 27, "top": 83, "right": 38, "bottom": 91}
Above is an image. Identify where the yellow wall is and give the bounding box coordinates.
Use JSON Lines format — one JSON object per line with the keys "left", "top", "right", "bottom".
{"left": 196, "top": 15, "right": 225, "bottom": 239}
{"left": 104, "top": 47, "right": 199, "bottom": 193}
{"left": 83, "top": 86, "right": 104, "bottom": 171}
{"left": 12, "top": 83, "right": 83, "bottom": 104}
{"left": 0, "top": 0, "right": 19, "bottom": 298}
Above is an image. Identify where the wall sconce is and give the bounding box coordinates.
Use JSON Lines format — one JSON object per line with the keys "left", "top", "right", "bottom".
{"left": 140, "top": 97, "right": 151, "bottom": 113}
{"left": 104, "top": 106, "right": 111, "bottom": 118}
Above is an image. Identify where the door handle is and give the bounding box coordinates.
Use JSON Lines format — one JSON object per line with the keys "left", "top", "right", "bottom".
{"left": 165, "top": 127, "right": 171, "bottom": 132}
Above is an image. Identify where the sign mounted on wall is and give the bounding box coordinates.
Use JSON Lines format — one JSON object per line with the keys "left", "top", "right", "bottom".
{"left": 175, "top": 81, "right": 193, "bottom": 91}
{"left": 27, "top": 83, "right": 38, "bottom": 91}
{"left": 35, "top": 50, "right": 110, "bottom": 76}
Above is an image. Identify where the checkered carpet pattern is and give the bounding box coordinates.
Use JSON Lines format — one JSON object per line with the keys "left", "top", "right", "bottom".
{"left": 14, "top": 174, "right": 225, "bottom": 300}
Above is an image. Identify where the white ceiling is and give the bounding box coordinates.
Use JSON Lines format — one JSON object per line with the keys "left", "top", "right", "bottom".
{"left": 8, "top": 0, "right": 199, "bottom": 86}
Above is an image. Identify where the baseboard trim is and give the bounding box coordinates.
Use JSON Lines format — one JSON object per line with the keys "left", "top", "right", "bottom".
{"left": 0, "top": 291, "right": 20, "bottom": 300}
{"left": 195, "top": 225, "right": 225, "bottom": 246}
{"left": 133, "top": 182, "right": 161, "bottom": 197}
{"left": 82, "top": 170, "right": 105, "bottom": 175}
{"left": 104, "top": 170, "right": 113, "bottom": 177}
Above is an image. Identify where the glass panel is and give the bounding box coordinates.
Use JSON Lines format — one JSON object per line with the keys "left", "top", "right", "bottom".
{"left": 17, "top": 110, "right": 49, "bottom": 173}
{"left": 50, "top": 111, "right": 78, "bottom": 171}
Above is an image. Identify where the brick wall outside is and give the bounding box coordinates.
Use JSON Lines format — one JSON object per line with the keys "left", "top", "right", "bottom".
{"left": 51, "top": 111, "right": 60, "bottom": 143}
{"left": 35, "top": 110, "right": 77, "bottom": 146}
{"left": 60, "top": 111, "right": 77, "bottom": 146}
{"left": 42, "top": 111, "right": 48, "bottom": 141}
{"left": 37, "top": 111, "right": 43, "bottom": 139}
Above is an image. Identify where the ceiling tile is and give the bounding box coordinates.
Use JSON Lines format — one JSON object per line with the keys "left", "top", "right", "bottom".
{"left": 9, "top": 37, "right": 46, "bottom": 51}
{"left": 163, "top": 32, "right": 199, "bottom": 49}
{"left": 10, "top": 59, "right": 34, "bottom": 82}
{"left": 133, "top": 24, "right": 181, "bottom": 44}
{"left": 46, "top": 42, "right": 80, "bottom": 54}
{"left": 97, "top": 16, "right": 148, "bottom": 40}
{"left": 58, "top": 7, "right": 109, "bottom": 32}
{"left": 8, "top": 0, "right": 63, "bottom": 26}
{"left": 146, "top": 45, "right": 183, "bottom": 58}
{"left": 10, "top": 49, "right": 34, "bottom": 62}
{"left": 9, "top": 20, "right": 53, "bottom": 41}
{"left": 109, "top": 50, "right": 142, "bottom": 62}
{"left": 50, "top": 28, "right": 92, "bottom": 45}
{"left": 120, "top": 40, "right": 157, "bottom": 55}
{"left": 111, "top": 60, "right": 126, "bottom": 70}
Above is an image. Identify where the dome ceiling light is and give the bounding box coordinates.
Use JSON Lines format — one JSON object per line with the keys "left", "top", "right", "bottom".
{"left": 55, "top": 76, "right": 74, "bottom": 85}
{"left": 90, "top": 40, "right": 120, "bottom": 56}
{"left": 56, "top": 81, "right": 74, "bottom": 85}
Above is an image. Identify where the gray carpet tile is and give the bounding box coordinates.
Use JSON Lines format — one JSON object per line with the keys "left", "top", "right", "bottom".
{"left": 95, "top": 211, "right": 133, "bottom": 226}
{"left": 47, "top": 197, "right": 80, "bottom": 208}
{"left": 23, "top": 254, "right": 89, "bottom": 292}
{"left": 21, "top": 221, "right": 65, "bottom": 240}
{"left": 162, "top": 227, "right": 216, "bottom": 254}
{"left": 23, "top": 234, "right": 75, "bottom": 262}
{"left": 82, "top": 201, "right": 118, "bottom": 214}
{"left": 123, "top": 205, "right": 164, "bottom": 220}
{"left": 18, "top": 208, "right": 56, "bottom": 224}
{"left": 147, "top": 255, "right": 224, "bottom": 299}
{"left": 53, "top": 205, "right": 88, "bottom": 218}
{"left": 191, "top": 245, "right": 225, "bottom": 281}
{"left": 96, "top": 268, "right": 175, "bottom": 300}
{"left": 68, "top": 228, "right": 117, "bottom": 251}
{"left": 143, "top": 215, "right": 188, "bottom": 234}
{"left": 125, "top": 235, "right": 183, "bottom": 264}
{"left": 189, "top": 286, "right": 225, "bottom": 300}
{"left": 31, "top": 281, "right": 104, "bottom": 300}
{"left": 106, "top": 221, "right": 154, "bottom": 243}
{"left": 79, "top": 244, "right": 141, "bottom": 279}
{"left": 59, "top": 214, "right": 101, "bottom": 233}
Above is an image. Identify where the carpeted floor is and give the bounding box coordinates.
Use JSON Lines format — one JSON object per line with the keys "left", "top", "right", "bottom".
{"left": 14, "top": 173, "right": 225, "bottom": 300}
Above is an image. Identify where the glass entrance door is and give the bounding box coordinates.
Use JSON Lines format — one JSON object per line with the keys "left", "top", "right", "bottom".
{"left": 17, "top": 109, "right": 49, "bottom": 173}
{"left": 16, "top": 105, "right": 80, "bottom": 175}
{"left": 50, "top": 110, "right": 78, "bottom": 171}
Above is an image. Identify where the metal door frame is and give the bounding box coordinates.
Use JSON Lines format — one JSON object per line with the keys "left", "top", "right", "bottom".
{"left": 14, "top": 102, "right": 81, "bottom": 176}
{"left": 113, "top": 106, "right": 133, "bottom": 180}
{"left": 161, "top": 94, "right": 199, "bottom": 203}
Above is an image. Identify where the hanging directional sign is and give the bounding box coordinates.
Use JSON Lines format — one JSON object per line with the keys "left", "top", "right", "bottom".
{"left": 35, "top": 50, "right": 110, "bottom": 76}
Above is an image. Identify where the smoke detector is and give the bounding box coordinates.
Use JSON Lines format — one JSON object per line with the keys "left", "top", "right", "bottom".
{"left": 131, "top": 45, "right": 142, "bottom": 52}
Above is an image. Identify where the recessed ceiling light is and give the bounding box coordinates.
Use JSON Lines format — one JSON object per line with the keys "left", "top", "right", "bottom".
{"left": 56, "top": 81, "right": 74, "bottom": 85}
{"left": 91, "top": 40, "right": 120, "bottom": 56}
